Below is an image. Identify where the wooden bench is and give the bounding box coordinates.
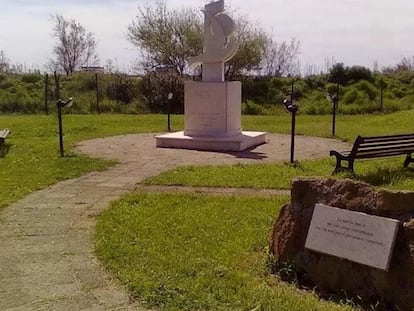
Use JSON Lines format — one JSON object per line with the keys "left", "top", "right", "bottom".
{"left": 330, "top": 133, "right": 414, "bottom": 175}
{"left": 0, "top": 129, "right": 10, "bottom": 144}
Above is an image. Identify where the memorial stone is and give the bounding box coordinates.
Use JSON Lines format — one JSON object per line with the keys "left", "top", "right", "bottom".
{"left": 305, "top": 203, "right": 399, "bottom": 271}
{"left": 269, "top": 178, "right": 414, "bottom": 310}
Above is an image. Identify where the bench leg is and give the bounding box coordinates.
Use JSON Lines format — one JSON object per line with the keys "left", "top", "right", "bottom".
{"left": 332, "top": 156, "right": 355, "bottom": 176}
{"left": 348, "top": 159, "right": 355, "bottom": 177}
{"left": 332, "top": 156, "right": 342, "bottom": 174}
{"left": 404, "top": 155, "right": 414, "bottom": 168}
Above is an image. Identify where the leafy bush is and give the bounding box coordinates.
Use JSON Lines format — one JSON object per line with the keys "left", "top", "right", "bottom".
{"left": 242, "top": 78, "right": 268, "bottom": 104}
{"left": 342, "top": 89, "right": 358, "bottom": 104}
{"left": 339, "top": 102, "right": 378, "bottom": 115}
{"left": 304, "top": 75, "right": 326, "bottom": 89}
{"left": 353, "top": 80, "right": 378, "bottom": 100}
{"left": 66, "top": 73, "right": 97, "bottom": 92}
{"left": 326, "top": 83, "right": 344, "bottom": 96}
{"left": 242, "top": 100, "right": 266, "bottom": 115}
{"left": 299, "top": 91, "right": 331, "bottom": 115}
{"left": 106, "top": 76, "right": 141, "bottom": 105}
{"left": 395, "top": 70, "right": 414, "bottom": 84}
{"left": 328, "top": 63, "right": 373, "bottom": 85}
{"left": 346, "top": 66, "right": 373, "bottom": 83}
{"left": 21, "top": 73, "right": 43, "bottom": 84}
{"left": 0, "top": 80, "right": 13, "bottom": 89}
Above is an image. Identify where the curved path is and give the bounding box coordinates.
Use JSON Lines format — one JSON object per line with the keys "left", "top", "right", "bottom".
{"left": 0, "top": 133, "right": 350, "bottom": 310}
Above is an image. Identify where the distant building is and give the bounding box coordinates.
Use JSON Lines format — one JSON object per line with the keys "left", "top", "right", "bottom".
{"left": 81, "top": 66, "right": 105, "bottom": 73}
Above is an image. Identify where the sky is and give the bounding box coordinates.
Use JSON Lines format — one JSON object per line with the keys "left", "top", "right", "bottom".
{"left": 1, "top": 0, "right": 414, "bottom": 74}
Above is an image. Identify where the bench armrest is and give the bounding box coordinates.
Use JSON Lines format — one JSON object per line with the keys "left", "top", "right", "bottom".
{"left": 330, "top": 150, "right": 351, "bottom": 160}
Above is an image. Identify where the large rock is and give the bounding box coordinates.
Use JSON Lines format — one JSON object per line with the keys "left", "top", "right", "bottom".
{"left": 270, "top": 178, "right": 414, "bottom": 310}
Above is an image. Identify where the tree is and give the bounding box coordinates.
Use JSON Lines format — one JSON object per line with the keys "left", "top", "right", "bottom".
{"left": 127, "top": 1, "right": 202, "bottom": 112}
{"left": 328, "top": 63, "right": 347, "bottom": 85}
{"left": 127, "top": 1, "right": 299, "bottom": 78}
{"left": 329, "top": 63, "right": 373, "bottom": 85}
{"left": 50, "top": 14, "right": 98, "bottom": 75}
{"left": 261, "top": 37, "right": 300, "bottom": 77}
{"left": 0, "top": 50, "right": 10, "bottom": 73}
{"left": 127, "top": 1, "right": 300, "bottom": 111}
{"left": 347, "top": 65, "right": 373, "bottom": 83}
{"left": 127, "top": 2, "right": 203, "bottom": 76}
{"left": 225, "top": 18, "right": 268, "bottom": 79}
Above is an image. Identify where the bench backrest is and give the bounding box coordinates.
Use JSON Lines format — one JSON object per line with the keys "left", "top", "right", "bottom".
{"left": 0, "top": 129, "right": 10, "bottom": 139}
{"left": 351, "top": 134, "right": 414, "bottom": 159}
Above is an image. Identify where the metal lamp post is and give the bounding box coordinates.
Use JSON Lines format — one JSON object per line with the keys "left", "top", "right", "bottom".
{"left": 282, "top": 94, "right": 298, "bottom": 164}
{"left": 167, "top": 92, "right": 173, "bottom": 132}
{"left": 327, "top": 83, "right": 339, "bottom": 137}
{"left": 56, "top": 97, "right": 74, "bottom": 157}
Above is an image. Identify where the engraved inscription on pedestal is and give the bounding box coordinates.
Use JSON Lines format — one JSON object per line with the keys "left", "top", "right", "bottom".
{"left": 184, "top": 81, "right": 241, "bottom": 137}
{"left": 305, "top": 203, "right": 399, "bottom": 271}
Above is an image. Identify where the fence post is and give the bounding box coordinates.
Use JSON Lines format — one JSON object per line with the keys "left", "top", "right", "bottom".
{"left": 380, "top": 78, "right": 384, "bottom": 112}
{"left": 53, "top": 71, "right": 60, "bottom": 101}
{"left": 95, "top": 73, "right": 100, "bottom": 114}
{"left": 44, "top": 73, "right": 49, "bottom": 114}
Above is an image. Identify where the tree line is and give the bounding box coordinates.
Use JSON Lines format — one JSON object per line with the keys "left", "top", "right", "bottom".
{"left": 2, "top": 1, "right": 414, "bottom": 116}
{"left": 0, "top": 1, "right": 300, "bottom": 77}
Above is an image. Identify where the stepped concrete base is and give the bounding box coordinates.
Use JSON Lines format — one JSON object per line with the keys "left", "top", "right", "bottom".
{"left": 156, "top": 131, "right": 266, "bottom": 151}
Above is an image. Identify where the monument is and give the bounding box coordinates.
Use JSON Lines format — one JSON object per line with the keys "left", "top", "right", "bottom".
{"left": 269, "top": 178, "right": 414, "bottom": 309}
{"left": 156, "top": 0, "right": 266, "bottom": 151}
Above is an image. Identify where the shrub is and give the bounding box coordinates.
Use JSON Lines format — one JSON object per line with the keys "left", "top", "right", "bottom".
{"left": 268, "top": 77, "right": 290, "bottom": 105}
{"left": 242, "top": 100, "right": 266, "bottom": 115}
{"left": 326, "top": 83, "right": 344, "bottom": 96}
{"left": 300, "top": 102, "right": 331, "bottom": 115}
{"left": 304, "top": 75, "right": 327, "bottom": 89}
{"left": 0, "top": 80, "right": 13, "bottom": 89}
{"left": 64, "top": 73, "right": 97, "bottom": 93}
{"left": 347, "top": 65, "right": 373, "bottom": 83}
{"left": 242, "top": 78, "right": 268, "bottom": 104}
{"left": 339, "top": 102, "right": 378, "bottom": 115}
{"left": 353, "top": 80, "right": 378, "bottom": 100}
{"left": 395, "top": 70, "right": 414, "bottom": 84}
{"left": 106, "top": 76, "right": 142, "bottom": 105}
{"left": 342, "top": 89, "right": 358, "bottom": 104}
{"left": 21, "top": 73, "right": 43, "bottom": 84}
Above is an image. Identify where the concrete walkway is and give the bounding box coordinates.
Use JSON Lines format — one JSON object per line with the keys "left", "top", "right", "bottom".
{"left": 0, "top": 133, "right": 350, "bottom": 310}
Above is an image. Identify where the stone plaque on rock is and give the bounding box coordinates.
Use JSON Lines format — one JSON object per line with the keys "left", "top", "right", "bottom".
{"left": 305, "top": 203, "right": 399, "bottom": 271}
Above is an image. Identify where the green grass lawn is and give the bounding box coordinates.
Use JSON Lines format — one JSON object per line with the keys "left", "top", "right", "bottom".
{"left": 93, "top": 111, "right": 414, "bottom": 310}
{"left": 2, "top": 110, "right": 414, "bottom": 208}
{"left": 3, "top": 112, "right": 414, "bottom": 310}
{"left": 243, "top": 110, "right": 414, "bottom": 141}
{"left": 95, "top": 192, "right": 353, "bottom": 311}
{"left": 143, "top": 157, "right": 414, "bottom": 191}
{"left": 0, "top": 114, "right": 183, "bottom": 208}
{"left": 142, "top": 109, "right": 414, "bottom": 191}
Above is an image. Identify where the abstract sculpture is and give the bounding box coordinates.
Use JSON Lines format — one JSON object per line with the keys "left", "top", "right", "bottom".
{"left": 189, "top": 0, "right": 238, "bottom": 82}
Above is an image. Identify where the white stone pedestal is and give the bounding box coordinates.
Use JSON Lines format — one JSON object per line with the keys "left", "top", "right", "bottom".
{"left": 184, "top": 81, "right": 241, "bottom": 137}
{"left": 156, "top": 81, "right": 266, "bottom": 151}
{"left": 156, "top": 131, "right": 266, "bottom": 151}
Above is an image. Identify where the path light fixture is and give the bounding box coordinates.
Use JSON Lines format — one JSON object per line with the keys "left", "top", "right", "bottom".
{"left": 282, "top": 95, "right": 298, "bottom": 165}
{"left": 167, "top": 92, "right": 173, "bottom": 132}
{"left": 56, "top": 97, "right": 74, "bottom": 157}
{"left": 326, "top": 83, "right": 339, "bottom": 137}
